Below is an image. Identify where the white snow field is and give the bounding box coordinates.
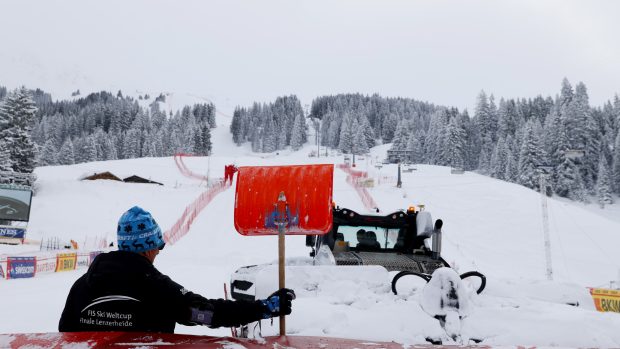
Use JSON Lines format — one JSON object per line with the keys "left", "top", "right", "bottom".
{"left": 2, "top": 118, "right": 620, "bottom": 347}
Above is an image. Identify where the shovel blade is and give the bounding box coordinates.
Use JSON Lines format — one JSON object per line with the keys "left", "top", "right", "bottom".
{"left": 234, "top": 164, "right": 334, "bottom": 236}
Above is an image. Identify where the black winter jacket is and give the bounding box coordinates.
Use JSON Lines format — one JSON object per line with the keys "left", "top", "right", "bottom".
{"left": 59, "top": 251, "right": 266, "bottom": 333}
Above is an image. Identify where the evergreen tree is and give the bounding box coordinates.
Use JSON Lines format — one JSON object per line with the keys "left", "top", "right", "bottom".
{"left": 474, "top": 91, "right": 497, "bottom": 173}
{"left": 0, "top": 97, "right": 13, "bottom": 172}
{"left": 290, "top": 113, "right": 306, "bottom": 151}
{"left": 596, "top": 156, "right": 614, "bottom": 208}
{"left": 338, "top": 113, "right": 354, "bottom": 153}
{"left": 57, "top": 139, "right": 75, "bottom": 165}
{"left": 517, "top": 121, "right": 545, "bottom": 190}
{"left": 230, "top": 108, "right": 243, "bottom": 145}
{"left": 390, "top": 121, "right": 409, "bottom": 152}
{"left": 490, "top": 137, "right": 507, "bottom": 180}
{"left": 406, "top": 132, "right": 424, "bottom": 163}
{"left": 360, "top": 116, "right": 376, "bottom": 148}
{"left": 554, "top": 125, "right": 588, "bottom": 202}
{"left": 498, "top": 98, "right": 518, "bottom": 139}
{"left": 38, "top": 140, "right": 58, "bottom": 166}
{"left": 82, "top": 136, "right": 98, "bottom": 163}
{"left": 103, "top": 136, "right": 118, "bottom": 160}
{"left": 0, "top": 139, "right": 13, "bottom": 172}
{"left": 352, "top": 124, "right": 370, "bottom": 155}
{"left": 613, "top": 132, "right": 620, "bottom": 194}
{"left": 0, "top": 87, "right": 38, "bottom": 173}
{"left": 201, "top": 124, "right": 212, "bottom": 155}
{"left": 443, "top": 117, "right": 466, "bottom": 168}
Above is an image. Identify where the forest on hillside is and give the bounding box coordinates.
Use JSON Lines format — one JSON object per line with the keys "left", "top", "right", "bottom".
{"left": 0, "top": 88, "right": 215, "bottom": 174}
{"left": 1, "top": 78, "right": 619, "bottom": 205}
{"left": 231, "top": 79, "right": 620, "bottom": 204}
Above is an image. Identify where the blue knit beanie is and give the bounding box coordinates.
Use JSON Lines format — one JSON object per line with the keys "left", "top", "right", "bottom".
{"left": 117, "top": 206, "right": 165, "bottom": 253}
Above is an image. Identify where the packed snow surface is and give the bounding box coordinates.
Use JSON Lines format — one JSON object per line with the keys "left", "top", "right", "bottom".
{"left": 2, "top": 117, "right": 620, "bottom": 347}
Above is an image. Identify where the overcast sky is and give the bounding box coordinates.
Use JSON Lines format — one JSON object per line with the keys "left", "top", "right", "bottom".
{"left": 0, "top": 0, "right": 618, "bottom": 113}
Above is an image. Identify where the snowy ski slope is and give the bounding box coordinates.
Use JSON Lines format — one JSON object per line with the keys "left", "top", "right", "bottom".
{"left": 1, "top": 116, "right": 620, "bottom": 347}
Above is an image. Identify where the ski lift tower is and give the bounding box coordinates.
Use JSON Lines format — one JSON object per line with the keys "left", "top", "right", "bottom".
{"left": 536, "top": 164, "right": 554, "bottom": 281}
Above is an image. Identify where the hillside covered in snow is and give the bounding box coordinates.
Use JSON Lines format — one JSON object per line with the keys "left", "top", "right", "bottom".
{"left": 1, "top": 115, "right": 620, "bottom": 347}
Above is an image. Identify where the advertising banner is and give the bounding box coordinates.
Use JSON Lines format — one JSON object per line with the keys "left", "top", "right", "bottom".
{"left": 77, "top": 253, "right": 90, "bottom": 268}
{"left": 36, "top": 256, "right": 57, "bottom": 274}
{"left": 590, "top": 288, "right": 620, "bottom": 313}
{"left": 7, "top": 257, "right": 36, "bottom": 279}
{"left": 56, "top": 253, "right": 77, "bottom": 272}
{"left": 89, "top": 251, "right": 103, "bottom": 264}
{"left": 0, "top": 226, "right": 26, "bottom": 239}
{"left": 0, "top": 187, "right": 33, "bottom": 222}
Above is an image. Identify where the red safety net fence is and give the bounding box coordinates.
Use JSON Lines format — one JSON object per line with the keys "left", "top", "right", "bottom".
{"left": 163, "top": 181, "right": 228, "bottom": 245}
{"left": 337, "top": 164, "right": 378, "bottom": 212}
{"left": 164, "top": 154, "right": 230, "bottom": 245}
{"left": 174, "top": 153, "right": 209, "bottom": 181}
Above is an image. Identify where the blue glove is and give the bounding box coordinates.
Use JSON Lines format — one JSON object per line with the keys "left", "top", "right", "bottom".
{"left": 261, "top": 288, "right": 296, "bottom": 319}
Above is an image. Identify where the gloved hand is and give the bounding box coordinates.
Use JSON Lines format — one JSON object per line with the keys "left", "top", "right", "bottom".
{"left": 260, "top": 288, "right": 296, "bottom": 319}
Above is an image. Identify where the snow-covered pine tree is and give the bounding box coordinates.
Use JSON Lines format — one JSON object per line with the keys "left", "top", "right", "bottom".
{"left": 554, "top": 124, "right": 588, "bottom": 202}
{"left": 474, "top": 91, "right": 497, "bottom": 173}
{"left": 490, "top": 137, "right": 507, "bottom": 180}
{"left": 263, "top": 117, "right": 278, "bottom": 153}
{"left": 352, "top": 124, "right": 370, "bottom": 155}
{"left": 82, "top": 136, "right": 98, "bottom": 163}
{"left": 360, "top": 116, "right": 376, "bottom": 148}
{"left": 380, "top": 113, "right": 399, "bottom": 143}
{"left": 290, "top": 113, "right": 306, "bottom": 151}
{"left": 424, "top": 110, "right": 448, "bottom": 165}
{"left": 57, "top": 139, "right": 75, "bottom": 165}
{"left": 38, "top": 140, "right": 57, "bottom": 166}
{"left": 192, "top": 126, "right": 204, "bottom": 155}
{"left": 0, "top": 87, "right": 38, "bottom": 173}
{"left": 201, "top": 124, "right": 212, "bottom": 155}
{"left": 338, "top": 113, "right": 354, "bottom": 153}
{"left": 390, "top": 120, "right": 409, "bottom": 152}
{"left": 442, "top": 117, "right": 466, "bottom": 169}
{"left": 559, "top": 78, "right": 574, "bottom": 109}
{"left": 573, "top": 82, "right": 597, "bottom": 191}
{"left": 517, "top": 120, "right": 545, "bottom": 190}
{"left": 0, "top": 138, "right": 13, "bottom": 172}
{"left": 0, "top": 97, "right": 13, "bottom": 172}
{"left": 498, "top": 98, "right": 518, "bottom": 140}
{"left": 406, "top": 132, "right": 424, "bottom": 163}
{"left": 613, "top": 132, "right": 620, "bottom": 194}
{"left": 230, "top": 108, "right": 243, "bottom": 145}
{"left": 123, "top": 129, "right": 140, "bottom": 159}
{"left": 596, "top": 156, "right": 614, "bottom": 208}
{"left": 503, "top": 136, "right": 518, "bottom": 182}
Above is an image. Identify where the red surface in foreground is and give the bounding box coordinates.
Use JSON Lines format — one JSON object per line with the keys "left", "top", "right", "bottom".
{"left": 1, "top": 333, "right": 493, "bottom": 349}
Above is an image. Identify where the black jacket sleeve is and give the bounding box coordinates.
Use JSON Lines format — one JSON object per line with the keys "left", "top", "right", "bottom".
{"left": 150, "top": 269, "right": 266, "bottom": 328}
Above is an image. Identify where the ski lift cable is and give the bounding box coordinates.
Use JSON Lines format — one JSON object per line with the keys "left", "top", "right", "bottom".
{"left": 553, "top": 200, "right": 616, "bottom": 267}
{"left": 548, "top": 202, "right": 573, "bottom": 283}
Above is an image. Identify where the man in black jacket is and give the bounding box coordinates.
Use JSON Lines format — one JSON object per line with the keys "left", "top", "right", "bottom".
{"left": 59, "top": 206, "right": 294, "bottom": 333}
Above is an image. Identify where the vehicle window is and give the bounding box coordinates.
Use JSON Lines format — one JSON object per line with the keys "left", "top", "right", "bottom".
{"left": 336, "top": 225, "right": 401, "bottom": 250}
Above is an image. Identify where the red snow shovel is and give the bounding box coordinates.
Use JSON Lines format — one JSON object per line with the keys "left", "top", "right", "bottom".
{"left": 234, "top": 164, "right": 334, "bottom": 336}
